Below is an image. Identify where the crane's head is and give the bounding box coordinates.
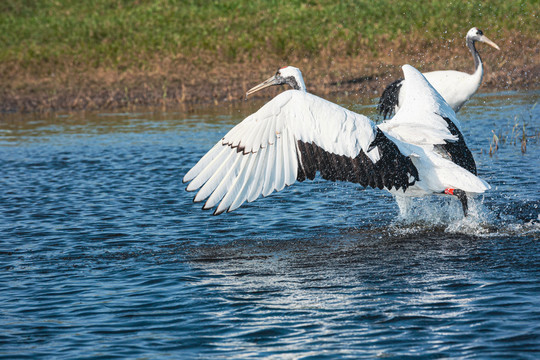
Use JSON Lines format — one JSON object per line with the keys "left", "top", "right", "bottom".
{"left": 246, "top": 66, "right": 306, "bottom": 98}
{"left": 466, "top": 27, "right": 500, "bottom": 50}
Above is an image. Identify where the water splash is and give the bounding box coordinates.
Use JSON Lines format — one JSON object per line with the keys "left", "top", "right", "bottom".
{"left": 389, "top": 195, "right": 527, "bottom": 237}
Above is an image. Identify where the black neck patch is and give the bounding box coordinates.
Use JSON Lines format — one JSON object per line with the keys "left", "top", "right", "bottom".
{"left": 466, "top": 37, "right": 482, "bottom": 70}
{"left": 285, "top": 76, "right": 301, "bottom": 90}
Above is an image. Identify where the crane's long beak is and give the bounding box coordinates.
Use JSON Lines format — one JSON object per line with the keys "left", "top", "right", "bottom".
{"left": 245, "top": 75, "right": 280, "bottom": 98}
{"left": 480, "top": 35, "right": 500, "bottom": 50}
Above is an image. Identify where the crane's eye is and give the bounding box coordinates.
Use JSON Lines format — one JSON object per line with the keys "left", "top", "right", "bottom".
{"left": 476, "top": 29, "right": 483, "bottom": 36}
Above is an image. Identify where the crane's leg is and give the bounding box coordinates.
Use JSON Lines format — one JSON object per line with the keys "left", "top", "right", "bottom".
{"left": 394, "top": 195, "right": 414, "bottom": 218}
{"left": 443, "top": 188, "right": 468, "bottom": 216}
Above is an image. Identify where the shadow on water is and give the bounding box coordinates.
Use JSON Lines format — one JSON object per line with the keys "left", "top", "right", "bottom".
{"left": 186, "top": 217, "right": 539, "bottom": 279}
{"left": 180, "top": 217, "right": 539, "bottom": 358}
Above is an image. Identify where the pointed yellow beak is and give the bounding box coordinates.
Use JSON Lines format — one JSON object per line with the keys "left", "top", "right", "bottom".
{"left": 479, "top": 35, "right": 500, "bottom": 50}
{"left": 245, "top": 75, "right": 280, "bottom": 98}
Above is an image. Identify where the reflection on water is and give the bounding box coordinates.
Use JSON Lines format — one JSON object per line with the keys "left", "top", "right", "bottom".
{"left": 0, "top": 91, "right": 539, "bottom": 359}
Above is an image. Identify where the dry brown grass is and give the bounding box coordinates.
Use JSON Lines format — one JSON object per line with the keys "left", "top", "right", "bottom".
{"left": 1, "top": 33, "right": 538, "bottom": 113}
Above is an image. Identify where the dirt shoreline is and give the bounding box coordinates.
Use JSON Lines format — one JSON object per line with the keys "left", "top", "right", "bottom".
{"left": 1, "top": 40, "right": 538, "bottom": 114}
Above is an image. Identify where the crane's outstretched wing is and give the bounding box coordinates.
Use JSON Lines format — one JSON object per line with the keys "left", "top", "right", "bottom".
{"left": 183, "top": 90, "right": 418, "bottom": 215}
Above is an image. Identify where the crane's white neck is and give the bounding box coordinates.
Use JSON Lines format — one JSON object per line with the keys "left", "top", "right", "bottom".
{"left": 296, "top": 81, "right": 307, "bottom": 92}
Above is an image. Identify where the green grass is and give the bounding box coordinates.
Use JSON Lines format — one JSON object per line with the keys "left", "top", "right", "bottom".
{"left": 0, "top": 0, "right": 538, "bottom": 73}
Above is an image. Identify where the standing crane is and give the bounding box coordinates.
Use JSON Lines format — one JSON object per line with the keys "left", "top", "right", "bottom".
{"left": 378, "top": 27, "right": 500, "bottom": 119}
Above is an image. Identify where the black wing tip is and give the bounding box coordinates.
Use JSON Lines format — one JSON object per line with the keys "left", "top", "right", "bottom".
{"left": 377, "top": 78, "right": 403, "bottom": 119}
{"left": 213, "top": 204, "right": 238, "bottom": 216}
{"left": 201, "top": 203, "right": 220, "bottom": 215}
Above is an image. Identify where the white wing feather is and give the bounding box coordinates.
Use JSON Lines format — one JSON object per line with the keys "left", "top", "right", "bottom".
{"left": 246, "top": 146, "right": 269, "bottom": 202}
{"left": 379, "top": 64, "right": 460, "bottom": 147}
{"left": 261, "top": 137, "right": 277, "bottom": 197}
{"left": 203, "top": 152, "right": 245, "bottom": 210}
{"left": 183, "top": 90, "right": 378, "bottom": 214}
{"left": 184, "top": 142, "right": 225, "bottom": 184}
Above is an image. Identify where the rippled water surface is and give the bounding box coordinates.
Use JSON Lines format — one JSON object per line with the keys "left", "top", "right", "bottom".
{"left": 1, "top": 91, "right": 539, "bottom": 359}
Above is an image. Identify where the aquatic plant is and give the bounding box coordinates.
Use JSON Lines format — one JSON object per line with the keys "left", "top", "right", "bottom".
{"left": 489, "top": 102, "right": 539, "bottom": 156}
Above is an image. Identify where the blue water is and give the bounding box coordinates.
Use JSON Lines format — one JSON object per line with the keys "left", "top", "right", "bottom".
{"left": 1, "top": 91, "right": 539, "bottom": 359}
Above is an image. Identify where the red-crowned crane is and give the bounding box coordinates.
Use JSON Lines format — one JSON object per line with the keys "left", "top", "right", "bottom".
{"left": 183, "top": 65, "right": 489, "bottom": 216}
{"left": 378, "top": 27, "right": 500, "bottom": 119}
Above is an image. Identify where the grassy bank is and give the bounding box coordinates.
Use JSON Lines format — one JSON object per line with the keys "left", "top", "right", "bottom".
{"left": 1, "top": 0, "right": 539, "bottom": 112}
